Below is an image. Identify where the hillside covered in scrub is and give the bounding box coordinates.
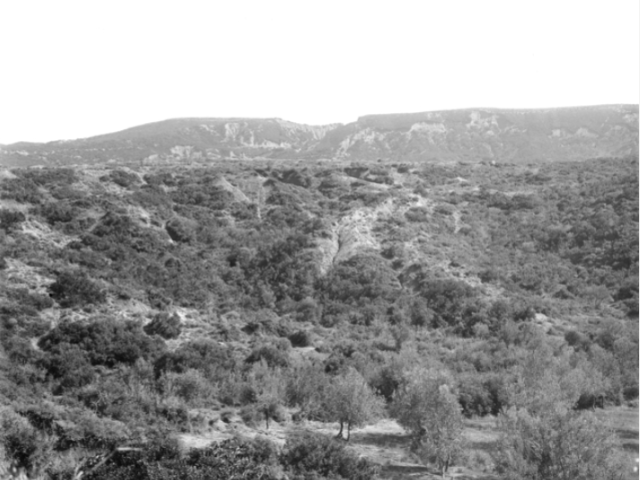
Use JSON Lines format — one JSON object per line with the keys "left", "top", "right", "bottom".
{"left": 0, "top": 154, "right": 638, "bottom": 479}
{"left": 1, "top": 105, "right": 637, "bottom": 167}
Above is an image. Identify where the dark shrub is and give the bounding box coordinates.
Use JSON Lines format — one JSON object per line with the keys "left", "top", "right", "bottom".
{"left": 417, "top": 277, "right": 479, "bottom": 330}
{"left": 245, "top": 345, "right": 290, "bottom": 368}
{"left": 48, "top": 270, "right": 106, "bottom": 308}
{"left": 623, "top": 385, "right": 639, "bottom": 401}
{"left": 102, "top": 169, "right": 140, "bottom": 188}
{"left": 41, "top": 343, "right": 95, "bottom": 392}
{"left": 165, "top": 217, "right": 197, "bottom": 243}
{"left": 458, "top": 376, "right": 492, "bottom": 417}
{"left": 458, "top": 373, "right": 508, "bottom": 417}
{"left": 154, "top": 339, "right": 236, "bottom": 382}
{"left": 564, "top": 330, "right": 589, "bottom": 350}
{"left": 321, "top": 253, "right": 399, "bottom": 305}
{"left": 22, "top": 168, "right": 78, "bottom": 186}
{"left": 88, "top": 437, "right": 280, "bottom": 480}
{"left": 281, "top": 431, "right": 379, "bottom": 480}
{"left": 7, "top": 288, "right": 54, "bottom": 311}
{"left": 404, "top": 206, "right": 430, "bottom": 222}
{"left": 614, "top": 275, "right": 639, "bottom": 316}
{"left": 0, "top": 176, "right": 42, "bottom": 203}
{"left": 289, "top": 330, "right": 312, "bottom": 347}
{"left": 37, "top": 202, "right": 76, "bottom": 225}
{"left": 575, "top": 393, "right": 605, "bottom": 410}
{"left": 144, "top": 312, "right": 181, "bottom": 339}
{"left": 39, "top": 318, "right": 165, "bottom": 369}
{"left": 0, "top": 412, "right": 48, "bottom": 474}
{"left": 0, "top": 209, "right": 26, "bottom": 231}
{"left": 370, "top": 364, "right": 402, "bottom": 403}
{"left": 156, "top": 402, "right": 189, "bottom": 427}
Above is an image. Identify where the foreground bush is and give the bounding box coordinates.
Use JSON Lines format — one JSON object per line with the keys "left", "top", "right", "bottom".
{"left": 77, "top": 433, "right": 379, "bottom": 480}
{"left": 85, "top": 436, "right": 282, "bottom": 480}
{"left": 0, "top": 407, "right": 53, "bottom": 477}
{"left": 495, "top": 406, "right": 627, "bottom": 480}
{"left": 281, "top": 431, "right": 379, "bottom": 480}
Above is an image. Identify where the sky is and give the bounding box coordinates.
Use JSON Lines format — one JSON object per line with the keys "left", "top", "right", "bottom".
{"left": 0, "top": 0, "right": 638, "bottom": 144}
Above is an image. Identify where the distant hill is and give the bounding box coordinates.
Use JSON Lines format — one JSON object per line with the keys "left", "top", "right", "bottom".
{"left": 1, "top": 105, "right": 637, "bottom": 166}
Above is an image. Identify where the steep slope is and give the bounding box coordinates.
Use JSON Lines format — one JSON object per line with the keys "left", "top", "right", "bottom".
{"left": 0, "top": 105, "right": 637, "bottom": 166}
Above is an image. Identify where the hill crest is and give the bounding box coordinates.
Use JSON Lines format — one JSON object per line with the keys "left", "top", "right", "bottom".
{"left": 1, "top": 105, "right": 637, "bottom": 167}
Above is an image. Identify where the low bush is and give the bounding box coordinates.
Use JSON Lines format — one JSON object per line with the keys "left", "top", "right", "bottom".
{"left": 154, "top": 339, "right": 236, "bottom": 382}
{"left": 245, "top": 344, "right": 290, "bottom": 368}
{"left": 87, "top": 437, "right": 281, "bottom": 480}
{"left": 48, "top": 270, "right": 106, "bottom": 308}
{"left": 288, "top": 330, "right": 312, "bottom": 347}
{"left": 457, "top": 373, "right": 508, "bottom": 417}
{"left": 6, "top": 288, "right": 54, "bottom": 311}
{"left": 37, "top": 202, "right": 77, "bottom": 225}
{"left": 163, "top": 369, "right": 214, "bottom": 405}
{"left": 495, "top": 407, "right": 627, "bottom": 480}
{"left": 0, "top": 407, "right": 54, "bottom": 476}
{"left": 101, "top": 169, "right": 140, "bottom": 188}
{"left": 144, "top": 312, "right": 181, "bottom": 339}
{"left": 0, "top": 209, "right": 26, "bottom": 231}
{"left": 281, "top": 431, "right": 379, "bottom": 480}
{"left": 41, "top": 344, "right": 95, "bottom": 393}
{"left": 39, "top": 317, "right": 165, "bottom": 369}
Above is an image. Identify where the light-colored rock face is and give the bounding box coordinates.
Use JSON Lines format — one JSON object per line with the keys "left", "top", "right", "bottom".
{"left": 315, "top": 194, "right": 441, "bottom": 273}
{"left": 333, "top": 106, "right": 639, "bottom": 162}
{"left": 0, "top": 105, "right": 637, "bottom": 166}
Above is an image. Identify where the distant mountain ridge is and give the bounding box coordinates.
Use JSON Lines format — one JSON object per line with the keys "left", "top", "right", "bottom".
{"left": 1, "top": 105, "right": 637, "bottom": 166}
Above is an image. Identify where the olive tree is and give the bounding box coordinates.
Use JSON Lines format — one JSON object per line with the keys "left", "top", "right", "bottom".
{"left": 324, "top": 367, "right": 384, "bottom": 441}
{"left": 495, "top": 406, "right": 628, "bottom": 480}
{"left": 247, "top": 360, "right": 287, "bottom": 430}
{"left": 390, "top": 369, "right": 464, "bottom": 478}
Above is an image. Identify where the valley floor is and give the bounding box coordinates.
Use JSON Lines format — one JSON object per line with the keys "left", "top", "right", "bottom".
{"left": 178, "top": 406, "right": 639, "bottom": 479}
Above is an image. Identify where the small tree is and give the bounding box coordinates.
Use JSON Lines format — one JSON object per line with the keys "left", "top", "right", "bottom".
{"left": 324, "top": 367, "right": 384, "bottom": 441}
{"left": 248, "top": 360, "right": 286, "bottom": 430}
{"left": 285, "top": 362, "right": 329, "bottom": 418}
{"left": 507, "top": 334, "right": 591, "bottom": 414}
{"left": 391, "top": 369, "right": 464, "bottom": 478}
{"left": 495, "top": 406, "right": 627, "bottom": 480}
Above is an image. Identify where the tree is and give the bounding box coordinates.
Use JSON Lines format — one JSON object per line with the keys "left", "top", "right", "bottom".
{"left": 247, "top": 361, "right": 286, "bottom": 430}
{"left": 506, "top": 333, "right": 590, "bottom": 414}
{"left": 323, "top": 368, "right": 384, "bottom": 441}
{"left": 391, "top": 369, "right": 464, "bottom": 478}
{"left": 495, "top": 406, "right": 627, "bottom": 480}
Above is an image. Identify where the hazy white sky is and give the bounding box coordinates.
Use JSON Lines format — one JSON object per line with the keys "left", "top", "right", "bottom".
{"left": 0, "top": 0, "right": 638, "bottom": 144}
